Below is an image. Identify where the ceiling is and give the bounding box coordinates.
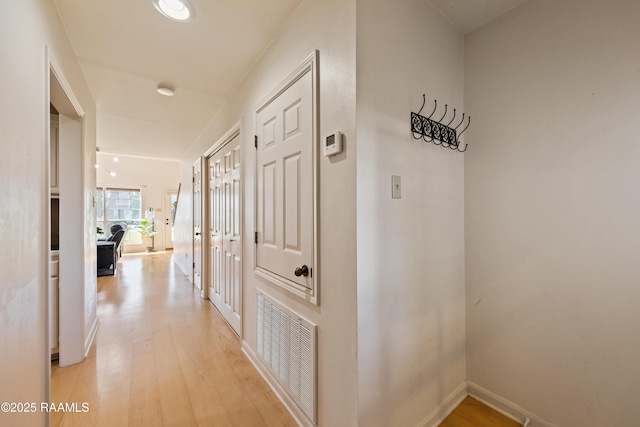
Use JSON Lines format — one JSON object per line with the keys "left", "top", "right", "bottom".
{"left": 53, "top": 0, "right": 525, "bottom": 160}
{"left": 428, "top": 0, "right": 527, "bottom": 34}
{"left": 53, "top": 0, "right": 301, "bottom": 160}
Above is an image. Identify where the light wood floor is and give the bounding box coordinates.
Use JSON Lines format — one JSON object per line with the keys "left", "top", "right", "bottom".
{"left": 439, "top": 396, "right": 520, "bottom": 427}
{"left": 51, "top": 251, "right": 297, "bottom": 427}
{"left": 51, "top": 252, "right": 519, "bottom": 427}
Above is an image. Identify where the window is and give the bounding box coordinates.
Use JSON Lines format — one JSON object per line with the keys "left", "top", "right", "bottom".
{"left": 96, "top": 187, "right": 142, "bottom": 244}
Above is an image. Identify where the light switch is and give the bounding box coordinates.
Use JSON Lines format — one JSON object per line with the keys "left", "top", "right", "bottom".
{"left": 392, "top": 175, "right": 401, "bottom": 199}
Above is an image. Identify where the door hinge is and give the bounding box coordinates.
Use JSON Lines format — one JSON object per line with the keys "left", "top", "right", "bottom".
{"left": 254, "top": 135, "right": 258, "bottom": 149}
{"left": 310, "top": 268, "right": 313, "bottom": 278}
{"left": 193, "top": 262, "right": 195, "bottom": 268}
{"left": 254, "top": 231, "right": 258, "bottom": 244}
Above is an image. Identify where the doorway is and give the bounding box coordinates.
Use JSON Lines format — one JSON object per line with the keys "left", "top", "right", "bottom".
{"left": 164, "top": 189, "right": 178, "bottom": 249}
{"left": 47, "top": 47, "right": 96, "bottom": 373}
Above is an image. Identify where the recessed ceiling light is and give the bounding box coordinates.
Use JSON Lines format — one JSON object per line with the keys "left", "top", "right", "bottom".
{"left": 113, "top": 157, "right": 119, "bottom": 162}
{"left": 157, "top": 85, "right": 175, "bottom": 96}
{"left": 109, "top": 171, "right": 117, "bottom": 177}
{"left": 153, "top": 0, "right": 195, "bottom": 22}
{"left": 95, "top": 164, "right": 100, "bottom": 168}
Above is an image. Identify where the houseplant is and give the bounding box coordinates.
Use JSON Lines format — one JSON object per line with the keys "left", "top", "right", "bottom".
{"left": 134, "top": 219, "right": 157, "bottom": 252}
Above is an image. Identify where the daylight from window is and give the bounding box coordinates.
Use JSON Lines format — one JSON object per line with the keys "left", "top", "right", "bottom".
{"left": 96, "top": 188, "right": 142, "bottom": 244}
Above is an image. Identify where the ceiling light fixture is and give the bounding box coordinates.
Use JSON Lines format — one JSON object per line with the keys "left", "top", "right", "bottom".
{"left": 109, "top": 171, "right": 117, "bottom": 177}
{"left": 157, "top": 85, "right": 175, "bottom": 96}
{"left": 113, "top": 157, "right": 119, "bottom": 162}
{"left": 152, "top": 0, "right": 195, "bottom": 22}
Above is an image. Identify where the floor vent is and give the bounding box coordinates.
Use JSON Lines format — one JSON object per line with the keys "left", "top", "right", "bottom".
{"left": 257, "top": 291, "right": 316, "bottom": 424}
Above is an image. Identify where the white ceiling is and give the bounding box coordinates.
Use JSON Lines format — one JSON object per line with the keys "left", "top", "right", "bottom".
{"left": 428, "top": 0, "right": 527, "bottom": 34}
{"left": 53, "top": 0, "right": 301, "bottom": 160}
{"left": 53, "top": 0, "right": 524, "bottom": 160}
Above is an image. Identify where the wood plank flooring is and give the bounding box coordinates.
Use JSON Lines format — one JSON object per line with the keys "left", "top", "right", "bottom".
{"left": 51, "top": 251, "right": 521, "bottom": 427}
{"left": 439, "top": 397, "right": 521, "bottom": 427}
{"left": 51, "top": 251, "right": 296, "bottom": 427}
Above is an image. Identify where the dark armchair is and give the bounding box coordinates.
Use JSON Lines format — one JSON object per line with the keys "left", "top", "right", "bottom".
{"left": 97, "top": 224, "right": 126, "bottom": 276}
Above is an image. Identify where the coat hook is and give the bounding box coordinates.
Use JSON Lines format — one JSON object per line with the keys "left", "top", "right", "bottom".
{"left": 417, "top": 94, "right": 426, "bottom": 115}
{"left": 446, "top": 109, "right": 457, "bottom": 127}
{"left": 438, "top": 104, "right": 448, "bottom": 123}
{"left": 410, "top": 94, "right": 471, "bottom": 153}
{"left": 458, "top": 116, "right": 471, "bottom": 137}
{"left": 427, "top": 100, "right": 438, "bottom": 119}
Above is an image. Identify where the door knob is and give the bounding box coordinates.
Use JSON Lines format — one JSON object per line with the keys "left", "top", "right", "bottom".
{"left": 294, "top": 265, "right": 309, "bottom": 277}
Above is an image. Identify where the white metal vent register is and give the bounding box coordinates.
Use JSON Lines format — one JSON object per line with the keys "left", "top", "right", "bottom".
{"left": 256, "top": 292, "right": 316, "bottom": 424}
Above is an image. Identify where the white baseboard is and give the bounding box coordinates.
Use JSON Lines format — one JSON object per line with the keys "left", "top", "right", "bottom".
{"left": 417, "top": 382, "right": 468, "bottom": 427}
{"left": 467, "top": 382, "right": 557, "bottom": 427}
{"left": 241, "top": 341, "right": 309, "bottom": 427}
{"left": 236, "top": 345, "right": 556, "bottom": 427}
{"left": 84, "top": 316, "right": 100, "bottom": 358}
{"left": 174, "top": 258, "right": 192, "bottom": 282}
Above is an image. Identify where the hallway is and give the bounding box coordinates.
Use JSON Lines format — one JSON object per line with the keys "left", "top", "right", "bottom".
{"left": 51, "top": 252, "right": 296, "bottom": 427}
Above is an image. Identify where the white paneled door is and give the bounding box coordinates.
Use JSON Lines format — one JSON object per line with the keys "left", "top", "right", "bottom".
{"left": 256, "top": 53, "right": 317, "bottom": 303}
{"left": 208, "top": 134, "right": 241, "bottom": 334}
{"left": 193, "top": 157, "right": 203, "bottom": 293}
{"left": 164, "top": 189, "right": 178, "bottom": 250}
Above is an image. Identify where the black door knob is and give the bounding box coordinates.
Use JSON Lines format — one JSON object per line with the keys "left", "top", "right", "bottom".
{"left": 294, "top": 265, "right": 309, "bottom": 277}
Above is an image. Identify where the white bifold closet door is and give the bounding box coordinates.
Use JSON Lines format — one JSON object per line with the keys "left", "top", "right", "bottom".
{"left": 208, "top": 134, "right": 241, "bottom": 334}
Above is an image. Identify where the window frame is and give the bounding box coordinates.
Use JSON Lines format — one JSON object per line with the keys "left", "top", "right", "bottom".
{"left": 96, "top": 186, "right": 143, "bottom": 244}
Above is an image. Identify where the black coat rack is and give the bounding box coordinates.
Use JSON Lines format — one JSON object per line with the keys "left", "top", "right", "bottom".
{"left": 411, "top": 94, "right": 470, "bottom": 152}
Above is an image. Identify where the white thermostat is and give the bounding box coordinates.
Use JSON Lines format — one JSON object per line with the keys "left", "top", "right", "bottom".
{"left": 324, "top": 131, "right": 343, "bottom": 157}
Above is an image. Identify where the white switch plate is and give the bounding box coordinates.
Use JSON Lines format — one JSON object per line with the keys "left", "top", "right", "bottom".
{"left": 392, "top": 175, "right": 401, "bottom": 199}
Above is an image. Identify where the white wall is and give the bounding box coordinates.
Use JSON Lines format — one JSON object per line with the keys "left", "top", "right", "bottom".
{"left": 356, "top": 0, "right": 467, "bottom": 425}
{"left": 97, "top": 153, "right": 180, "bottom": 252}
{"left": 174, "top": 0, "right": 358, "bottom": 425}
{"left": 465, "top": 0, "right": 640, "bottom": 425}
{"left": 0, "top": 0, "right": 96, "bottom": 424}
